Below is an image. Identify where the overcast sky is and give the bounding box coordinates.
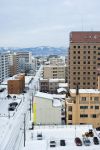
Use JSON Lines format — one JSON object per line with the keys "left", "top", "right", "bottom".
{"left": 0, "top": 0, "right": 100, "bottom": 47}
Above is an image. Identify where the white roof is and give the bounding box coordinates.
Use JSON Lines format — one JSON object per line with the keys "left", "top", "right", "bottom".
{"left": 70, "top": 89, "right": 100, "bottom": 94}
{"left": 35, "top": 92, "right": 66, "bottom": 100}
{"left": 57, "top": 88, "right": 67, "bottom": 93}
{"left": 49, "top": 79, "right": 65, "bottom": 83}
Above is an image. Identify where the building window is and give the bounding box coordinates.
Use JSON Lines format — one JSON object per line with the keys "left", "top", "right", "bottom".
{"left": 68, "top": 114, "right": 72, "bottom": 120}
{"left": 93, "top": 51, "right": 96, "bottom": 54}
{"left": 73, "top": 46, "right": 76, "bottom": 48}
{"left": 83, "top": 61, "right": 86, "bottom": 64}
{"left": 95, "top": 106, "right": 99, "bottom": 109}
{"left": 88, "top": 61, "right": 90, "bottom": 64}
{"left": 81, "top": 97, "right": 86, "bottom": 101}
{"left": 78, "top": 56, "right": 80, "bottom": 59}
{"left": 73, "top": 62, "right": 76, "bottom": 64}
{"left": 91, "top": 114, "right": 96, "bottom": 118}
{"left": 88, "top": 46, "right": 90, "bottom": 48}
{"left": 73, "top": 56, "right": 76, "bottom": 59}
{"left": 90, "top": 106, "right": 93, "bottom": 109}
{"left": 74, "top": 51, "right": 76, "bottom": 54}
{"left": 94, "top": 97, "right": 99, "bottom": 101}
{"left": 68, "top": 106, "right": 72, "bottom": 111}
{"left": 78, "top": 77, "right": 80, "bottom": 80}
{"left": 78, "top": 46, "right": 80, "bottom": 49}
{"left": 88, "top": 51, "right": 90, "bottom": 54}
{"left": 84, "top": 46, "right": 86, "bottom": 48}
{"left": 78, "top": 67, "right": 80, "bottom": 69}
{"left": 94, "top": 46, "right": 96, "bottom": 48}
{"left": 78, "top": 62, "right": 80, "bottom": 64}
{"left": 80, "top": 106, "right": 88, "bottom": 109}
{"left": 83, "top": 51, "right": 86, "bottom": 54}
{"left": 78, "top": 51, "right": 80, "bottom": 54}
{"left": 80, "top": 114, "right": 88, "bottom": 118}
{"left": 73, "top": 72, "right": 76, "bottom": 75}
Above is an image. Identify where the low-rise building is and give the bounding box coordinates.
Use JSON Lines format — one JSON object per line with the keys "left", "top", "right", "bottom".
{"left": 66, "top": 88, "right": 100, "bottom": 128}
{"left": 40, "top": 78, "right": 65, "bottom": 94}
{"left": 8, "top": 74, "right": 25, "bottom": 94}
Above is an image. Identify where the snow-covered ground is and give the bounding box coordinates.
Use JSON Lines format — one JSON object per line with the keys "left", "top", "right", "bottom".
{"left": 22, "top": 125, "right": 100, "bottom": 150}
{"left": 0, "top": 65, "right": 43, "bottom": 150}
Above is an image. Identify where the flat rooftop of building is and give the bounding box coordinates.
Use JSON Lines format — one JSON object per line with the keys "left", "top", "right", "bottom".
{"left": 22, "top": 125, "right": 100, "bottom": 150}
{"left": 49, "top": 79, "right": 65, "bottom": 83}
{"left": 59, "top": 83, "right": 68, "bottom": 88}
{"left": 70, "top": 89, "right": 100, "bottom": 94}
{"left": 35, "top": 92, "right": 66, "bottom": 100}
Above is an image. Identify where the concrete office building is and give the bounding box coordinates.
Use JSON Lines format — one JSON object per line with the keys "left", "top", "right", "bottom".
{"left": 0, "top": 52, "right": 9, "bottom": 83}
{"left": 43, "top": 65, "right": 67, "bottom": 81}
{"left": 9, "top": 53, "right": 19, "bottom": 76}
{"left": 68, "top": 31, "right": 100, "bottom": 89}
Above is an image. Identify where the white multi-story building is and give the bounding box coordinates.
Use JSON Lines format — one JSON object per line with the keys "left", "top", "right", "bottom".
{"left": 0, "top": 52, "right": 9, "bottom": 83}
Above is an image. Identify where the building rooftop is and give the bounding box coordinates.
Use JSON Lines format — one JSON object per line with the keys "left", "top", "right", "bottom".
{"left": 70, "top": 89, "right": 100, "bottom": 94}
{"left": 35, "top": 91, "right": 66, "bottom": 100}
{"left": 70, "top": 31, "right": 100, "bottom": 43}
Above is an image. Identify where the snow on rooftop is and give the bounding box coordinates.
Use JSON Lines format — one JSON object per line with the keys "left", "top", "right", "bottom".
{"left": 57, "top": 88, "right": 67, "bottom": 93}
{"left": 70, "top": 89, "right": 100, "bottom": 94}
{"left": 49, "top": 79, "right": 65, "bottom": 83}
{"left": 59, "top": 83, "right": 68, "bottom": 88}
{"left": 35, "top": 92, "right": 66, "bottom": 100}
{"left": 22, "top": 125, "right": 100, "bottom": 150}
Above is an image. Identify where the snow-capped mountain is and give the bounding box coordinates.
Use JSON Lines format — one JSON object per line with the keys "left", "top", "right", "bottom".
{"left": 0, "top": 46, "right": 67, "bottom": 56}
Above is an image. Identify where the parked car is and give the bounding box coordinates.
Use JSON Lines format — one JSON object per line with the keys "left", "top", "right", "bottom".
{"left": 37, "top": 133, "right": 42, "bottom": 140}
{"left": 60, "top": 139, "right": 66, "bottom": 146}
{"left": 50, "top": 140, "right": 56, "bottom": 147}
{"left": 93, "top": 137, "right": 99, "bottom": 145}
{"left": 8, "top": 106, "right": 15, "bottom": 111}
{"left": 75, "top": 137, "right": 82, "bottom": 146}
{"left": 83, "top": 137, "right": 91, "bottom": 146}
{"left": 96, "top": 127, "right": 100, "bottom": 131}
{"left": 9, "top": 102, "right": 18, "bottom": 107}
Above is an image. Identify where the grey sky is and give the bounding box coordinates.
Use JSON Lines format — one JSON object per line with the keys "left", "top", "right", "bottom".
{"left": 0, "top": 0, "right": 100, "bottom": 47}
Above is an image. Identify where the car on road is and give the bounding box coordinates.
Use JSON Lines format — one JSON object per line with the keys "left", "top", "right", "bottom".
{"left": 75, "top": 137, "right": 82, "bottom": 146}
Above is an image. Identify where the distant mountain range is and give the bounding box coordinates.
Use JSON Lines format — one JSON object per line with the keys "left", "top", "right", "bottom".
{"left": 0, "top": 46, "right": 67, "bottom": 56}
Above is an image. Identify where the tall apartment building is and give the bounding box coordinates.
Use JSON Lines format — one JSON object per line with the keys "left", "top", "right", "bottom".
{"left": 17, "top": 51, "right": 32, "bottom": 73}
{"left": 68, "top": 31, "right": 100, "bottom": 89}
{"left": 0, "top": 52, "right": 9, "bottom": 83}
{"left": 9, "top": 52, "right": 19, "bottom": 76}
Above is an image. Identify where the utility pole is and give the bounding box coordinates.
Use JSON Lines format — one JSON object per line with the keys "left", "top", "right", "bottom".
{"left": 24, "top": 113, "right": 26, "bottom": 147}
